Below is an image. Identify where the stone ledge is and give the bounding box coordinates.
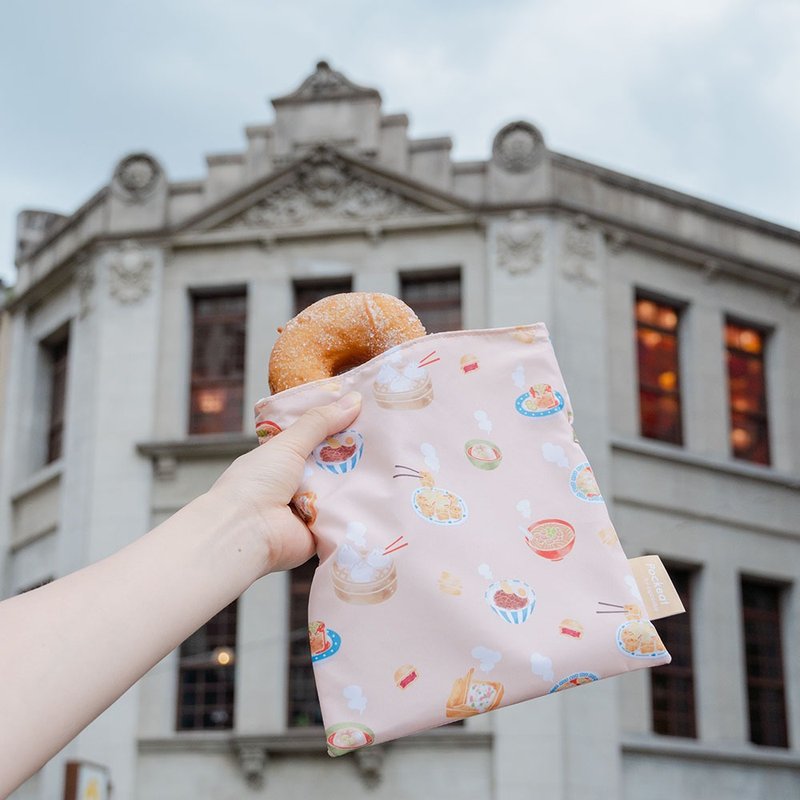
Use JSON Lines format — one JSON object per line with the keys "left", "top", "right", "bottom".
{"left": 137, "top": 728, "right": 491, "bottom": 754}
{"left": 137, "top": 435, "right": 256, "bottom": 479}
{"left": 10, "top": 459, "right": 63, "bottom": 504}
{"left": 138, "top": 729, "right": 492, "bottom": 788}
{"left": 621, "top": 735, "right": 800, "bottom": 769}
{"left": 611, "top": 436, "right": 800, "bottom": 490}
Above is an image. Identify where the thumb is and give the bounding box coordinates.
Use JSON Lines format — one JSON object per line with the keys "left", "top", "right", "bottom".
{"left": 270, "top": 391, "right": 362, "bottom": 463}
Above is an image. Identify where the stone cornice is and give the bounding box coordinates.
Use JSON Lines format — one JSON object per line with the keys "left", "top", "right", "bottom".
{"left": 551, "top": 151, "right": 800, "bottom": 244}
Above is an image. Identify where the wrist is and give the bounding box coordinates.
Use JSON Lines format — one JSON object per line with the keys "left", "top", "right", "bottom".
{"left": 186, "top": 489, "right": 275, "bottom": 585}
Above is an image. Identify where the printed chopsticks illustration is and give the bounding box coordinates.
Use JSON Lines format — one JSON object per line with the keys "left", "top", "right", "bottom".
{"left": 596, "top": 601, "right": 627, "bottom": 614}
{"left": 384, "top": 535, "right": 408, "bottom": 555}
{"left": 418, "top": 350, "right": 440, "bottom": 368}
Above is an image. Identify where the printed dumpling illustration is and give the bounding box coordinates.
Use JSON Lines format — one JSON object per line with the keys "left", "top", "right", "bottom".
{"left": 332, "top": 541, "right": 398, "bottom": 605}
{"left": 325, "top": 723, "right": 376, "bottom": 756}
{"left": 446, "top": 668, "right": 504, "bottom": 718}
{"left": 373, "top": 352, "right": 434, "bottom": 410}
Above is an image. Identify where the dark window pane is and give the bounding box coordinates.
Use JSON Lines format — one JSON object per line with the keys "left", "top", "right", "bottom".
{"left": 189, "top": 292, "right": 246, "bottom": 434}
{"left": 726, "top": 322, "right": 770, "bottom": 465}
{"left": 46, "top": 337, "right": 69, "bottom": 462}
{"left": 294, "top": 278, "right": 353, "bottom": 315}
{"left": 635, "top": 296, "right": 682, "bottom": 445}
{"left": 741, "top": 580, "right": 788, "bottom": 747}
{"left": 288, "top": 557, "right": 323, "bottom": 728}
{"left": 176, "top": 601, "right": 238, "bottom": 731}
{"left": 401, "top": 270, "right": 462, "bottom": 333}
{"left": 651, "top": 568, "right": 696, "bottom": 738}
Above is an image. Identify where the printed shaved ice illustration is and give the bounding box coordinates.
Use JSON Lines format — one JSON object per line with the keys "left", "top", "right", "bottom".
{"left": 486, "top": 579, "right": 536, "bottom": 624}
{"left": 313, "top": 429, "right": 364, "bottom": 474}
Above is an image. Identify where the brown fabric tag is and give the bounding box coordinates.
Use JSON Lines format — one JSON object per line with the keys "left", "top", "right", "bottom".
{"left": 628, "top": 556, "right": 686, "bottom": 620}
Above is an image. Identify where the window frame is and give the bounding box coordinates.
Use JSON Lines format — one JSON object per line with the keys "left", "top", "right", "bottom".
{"left": 175, "top": 600, "right": 238, "bottom": 732}
{"left": 286, "top": 557, "right": 323, "bottom": 729}
{"left": 187, "top": 288, "right": 248, "bottom": 436}
{"left": 740, "top": 576, "right": 789, "bottom": 748}
{"left": 400, "top": 267, "right": 463, "bottom": 334}
{"left": 724, "top": 317, "right": 772, "bottom": 466}
{"left": 293, "top": 276, "right": 353, "bottom": 317}
{"left": 633, "top": 291, "right": 686, "bottom": 446}
{"left": 649, "top": 564, "right": 698, "bottom": 739}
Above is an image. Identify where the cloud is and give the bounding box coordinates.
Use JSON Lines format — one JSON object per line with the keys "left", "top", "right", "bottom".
{"left": 342, "top": 684, "right": 367, "bottom": 714}
{"left": 472, "top": 646, "right": 502, "bottom": 673}
{"left": 542, "top": 443, "right": 569, "bottom": 469}
{"left": 530, "top": 652, "right": 554, "bottom": 683}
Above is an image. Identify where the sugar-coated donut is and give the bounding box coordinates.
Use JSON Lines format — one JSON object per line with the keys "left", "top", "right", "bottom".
{"left": 268, "top": 292, "right": 426, "bottom": 393}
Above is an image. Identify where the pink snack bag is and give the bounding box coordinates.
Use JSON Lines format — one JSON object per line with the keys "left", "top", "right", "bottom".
{"left": 254, "top": 323, "right": 670, "bottom": 756}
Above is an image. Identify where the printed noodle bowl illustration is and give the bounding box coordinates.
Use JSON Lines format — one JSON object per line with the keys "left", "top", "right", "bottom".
{"left": 525, "top": 518, "right": 576, "bottom": 561}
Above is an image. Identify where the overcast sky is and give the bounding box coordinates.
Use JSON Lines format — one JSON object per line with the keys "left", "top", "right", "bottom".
{"left": 2, "top": 0, "right": 799, "bottom": 285}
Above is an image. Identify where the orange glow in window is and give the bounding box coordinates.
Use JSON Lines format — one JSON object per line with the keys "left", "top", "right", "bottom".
{"left": 658, "top": 371, "right": 677, "bottom": 391}
{"left": 197, "top": 389, "right": 225, "bottom": 414}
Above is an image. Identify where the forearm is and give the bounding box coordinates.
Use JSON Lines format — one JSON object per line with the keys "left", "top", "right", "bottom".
{"left": 0, "top": 490, "right": 269, "bottom": 796}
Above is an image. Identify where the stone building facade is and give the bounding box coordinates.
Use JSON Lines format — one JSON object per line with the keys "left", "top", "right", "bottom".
{"left": 2, "top": 61, "right": 799, "bottom": 799}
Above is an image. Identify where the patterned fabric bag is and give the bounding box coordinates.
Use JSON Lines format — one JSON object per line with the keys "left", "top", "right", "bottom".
{"left": 254, "top": 323, "right": 671, "bottom": 756}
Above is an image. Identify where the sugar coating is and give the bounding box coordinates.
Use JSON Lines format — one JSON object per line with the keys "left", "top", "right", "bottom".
{"left": 268, "top": 292, "right": 426, "bottom": 393}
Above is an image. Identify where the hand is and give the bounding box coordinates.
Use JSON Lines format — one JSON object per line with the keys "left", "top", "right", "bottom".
{"left": 209, "top": 391, "right": 362, "bottom": 575}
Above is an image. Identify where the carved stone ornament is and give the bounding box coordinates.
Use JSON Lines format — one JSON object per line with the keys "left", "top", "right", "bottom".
{"left": 113, "top": 153, "right": 162, "bottom": 201}
{"left": 561, "top": 219, "right": 600, "bottom": 287}
{"left": 496, "top": 211, "right": 544, "bottom": 275}
{"left": 74, "top": 254, "right": 95, "bottom": 318}
{"left": 235, "top": 743, "right": 268, "bottom": 788}
{"left": 273, "top": 60, "right": 381, "bottom": 104}
{"left": 353, "top": 744, "right": 386, "bottom": 787}
{"left": 223, "top": 148, "right": 429, "bottom": 229}
{"left": 492, "top": 121, "right": 545, "bottom": 173}
{"left": 108, "top": 240, "right": 154, "bottom": 303}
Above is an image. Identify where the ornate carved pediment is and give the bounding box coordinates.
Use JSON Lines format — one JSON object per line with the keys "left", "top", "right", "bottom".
{"left": 214, "top": 148, "right": 436, "bottom": 230}
{"left": 272, "top": 60, "right": 381, "bottom": 105}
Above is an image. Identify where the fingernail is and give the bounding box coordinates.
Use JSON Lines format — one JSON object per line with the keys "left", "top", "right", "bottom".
{"left": 336, "top": 391, "right": 362, "bottom": 410}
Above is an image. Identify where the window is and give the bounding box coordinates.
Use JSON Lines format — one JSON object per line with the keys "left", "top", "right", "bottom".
{"left": 188, "top": 292, "right": 246, "bottom": 434}
{"left": 45, "top": 336, "right": 69, "bottom": 463}
{"left": 294, "top": 277, "right": 352, "bottom": 316}
{"left": 176, "top": 601, "right": 238, "bottom": 731}
{"left": 401, "top": 269, "right": 462, "bottom": 333}
{"left": 635, "top": 296, "right": 683, "bottom": 445}
{"left": 726, "top": 321, "right": 770, "bottom": 465}
{"left": 741, "top": 579, "right": 788, "bottom": 747}
{"left": 650, "top": 567, "right": 696, "bottom": 738}
{"left": 287, "top": 557, "right": 323, "bottom": 727}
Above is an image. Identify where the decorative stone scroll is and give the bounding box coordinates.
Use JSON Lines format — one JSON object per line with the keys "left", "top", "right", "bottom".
{"left": 496, "top": 211, "right": 545, "bottom": 275}
{"left": 561, "top": 216, "right": 600, "bottom": 287}
{"left": 108, "top": 240, "right": 154, "bottom": 303}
